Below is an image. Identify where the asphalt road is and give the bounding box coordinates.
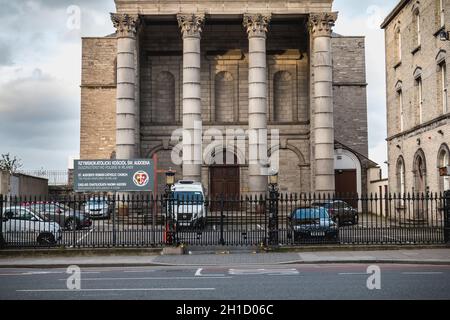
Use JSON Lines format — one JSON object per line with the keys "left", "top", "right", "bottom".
{"left": 1, "top": 264, "right": 449, "bottom": 300}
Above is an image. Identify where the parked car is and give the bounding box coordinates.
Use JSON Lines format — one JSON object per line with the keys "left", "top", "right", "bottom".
{"left": 24, "top": 202, "right": 92, "bottom": 231}
{"left": 1, "top": 206, "right": 62, "bottom": 245}
{"left": 166, "top": 181, "right": 207, "bottom": 228}
{"left": 287, "top": 207, "right": 338, "bottom": 242}
{"left": 85, "top": 197, "right": 114, "bottom": 219}
{"left": 311, "top": 200, "right": 359, "bottom": 225}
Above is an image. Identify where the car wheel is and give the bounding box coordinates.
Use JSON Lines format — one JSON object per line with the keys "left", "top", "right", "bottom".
{"left": 65, "top": 219, "right": 77, "bottom": 231}
{"left": 37, "top": 233, "right": 56, "bottom": 245}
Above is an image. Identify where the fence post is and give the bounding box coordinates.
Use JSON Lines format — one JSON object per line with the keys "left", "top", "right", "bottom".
{"left": 220, "top": 195, "right": 225, "bottom": 246}
{"left": 112, "top": 195, "right": 117, "bottom": 247}
{"left": 0, "top": 194, "right": 4, "bottom": 249}
{"left": 445, "top": 190, "right": 450, "bottom": 244}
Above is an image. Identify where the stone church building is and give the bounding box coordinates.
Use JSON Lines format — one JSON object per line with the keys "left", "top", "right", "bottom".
{"left": 80, "top": 0, "right": 376, "bottom": 197}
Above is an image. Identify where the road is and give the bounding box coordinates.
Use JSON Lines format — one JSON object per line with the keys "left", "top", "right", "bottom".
{"left": 1, "top": 263, "right": 449, "bottom": 300}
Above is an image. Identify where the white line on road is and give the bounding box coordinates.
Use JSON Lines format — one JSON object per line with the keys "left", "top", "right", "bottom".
{"left": 69, "top": 228, "right": 94, "bottom": 248}
{"left": 58, "top": 276, "right": 232, "bottom": 281}
{"left": 338, "top": 273, "right": 368, "bottom": 275}
{"left": 402, "top": 272, "right": 444, "bottom": 275}
{"left": 195, "top": 268, "right": 203, "bottom": 276}
{"left": 17, "top": 288, "right": 216, "bottom": 292}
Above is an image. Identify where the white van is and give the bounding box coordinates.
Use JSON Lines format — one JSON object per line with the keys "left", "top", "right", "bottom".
{"left": 166, "top": 181, "right": 207, "bottom": 228}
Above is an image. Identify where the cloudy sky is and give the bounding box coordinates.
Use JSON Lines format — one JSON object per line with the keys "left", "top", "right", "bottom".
{"left": 0, "top": 0, "right": 397, "bottom": 175}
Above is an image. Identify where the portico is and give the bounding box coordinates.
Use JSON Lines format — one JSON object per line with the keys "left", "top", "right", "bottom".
{"left": 81, "top": 0, "right": 373, "bottom": 197}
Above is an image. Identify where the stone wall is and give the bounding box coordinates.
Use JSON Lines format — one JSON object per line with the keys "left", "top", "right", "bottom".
{"left": 332, "top": 36, "right": 368, "bottom": 157}
{"left": 80, "top": 37, "right": 117, "bottom": 160}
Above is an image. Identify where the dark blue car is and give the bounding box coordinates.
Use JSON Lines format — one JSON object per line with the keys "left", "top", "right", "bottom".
{"left": 287, "top": 207, "right": 338, "bottom": 242}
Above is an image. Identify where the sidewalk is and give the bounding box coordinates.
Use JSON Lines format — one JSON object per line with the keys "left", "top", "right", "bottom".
{"left": 0, "top": 248, "right": 449, "bottom": 268}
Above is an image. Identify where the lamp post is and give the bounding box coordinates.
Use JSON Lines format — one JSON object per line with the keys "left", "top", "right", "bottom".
{"left": 165, "top": 168, "right": 176, "bottom": 245}
{"left": 268, "top": 169, "right": 279, "bottom": 246}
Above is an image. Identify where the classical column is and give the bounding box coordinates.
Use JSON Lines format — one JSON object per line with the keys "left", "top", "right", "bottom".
{"left": 177, "top": 14, "right": 205, "bottom": 182}
{"left": 309, "top": 12, "right": 338, "bottom": 194}
{"left": 111, "top": 13, "right": 140, "bottom": 159}
{"left": 243, "top": 13, "right": 271, "bottom": 194}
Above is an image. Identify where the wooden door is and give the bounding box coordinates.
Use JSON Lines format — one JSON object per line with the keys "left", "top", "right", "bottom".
{"left": 335, "top": 169, "right": 357, "bottom": 208}
{"left": 210, "top": 166, "right": 240, "bottom": 211}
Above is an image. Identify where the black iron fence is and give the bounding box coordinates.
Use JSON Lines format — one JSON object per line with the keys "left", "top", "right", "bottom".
{"left": 0, "top": 192, "right": 449, "bottom": 249}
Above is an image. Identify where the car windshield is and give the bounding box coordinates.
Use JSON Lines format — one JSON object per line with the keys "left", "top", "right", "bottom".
{"left": 173, "top": 191, "right": 204, "bottom": 202}
{"left": 292, "top": 208, "right": 329, "bottom": 220}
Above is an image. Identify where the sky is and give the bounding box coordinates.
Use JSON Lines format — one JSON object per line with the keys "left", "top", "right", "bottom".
{"left": 0, "top": 0, "right": 398, "bottom": 176}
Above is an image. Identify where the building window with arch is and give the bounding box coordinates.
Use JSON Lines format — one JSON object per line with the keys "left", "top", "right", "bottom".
{"left": 438, "top": 145, "right": 450, "bottom": 192}
{"left": 440, "top": 62, "right": 448, "bottom": 114}
{"left": 395, "top": 27, "right": 402, "bottom": 63}
{"left": 439, "top": 0, "right": 445, "bottom": 28}
{"left": 154, "top": 71, "right": 175, "bottom": 123}
{"left": 273, "top": 71, "right": 293, "bottom": 122}
{"left": 398, "top": 89, "right": 404, "bottom": 131}
{"left": 413, "top": 9, "right": 421, "bottom": 47}
{"left": 413, "top": 149, "right": 427, "bottom": 194}
{"left": 396, "top": 156, "right": 406, "bottom": 196}
{"left": 215, "top": 71, "right": 234, "bottom": 123}
{"left": 415, "top": 76, "right": 423, "bottom": 124}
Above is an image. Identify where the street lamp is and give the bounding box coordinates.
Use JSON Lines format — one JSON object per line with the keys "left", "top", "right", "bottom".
{"left": 164, "top": 168, "right": 176, "bottom": 245}
{"left": 438, "top": 29, "right": 450, "bottom": 41}
{"left": 268, "top": 169, "right": 279, "bottom": 246}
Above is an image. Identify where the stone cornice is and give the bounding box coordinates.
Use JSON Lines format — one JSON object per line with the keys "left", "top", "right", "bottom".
{"left": 243, "top": 14, "right": 271, "bottom": 37}
{"left": 309, "top": 12, "right": 338, "bottom": 37}
{"left": 110, "top": 13, "right": 140, "bottom": 37}
{"left": 386, "top": 113, "right": 449, "bottom": 141}
{"left": 177, "top": 14, "right": 205, "bottom": 37}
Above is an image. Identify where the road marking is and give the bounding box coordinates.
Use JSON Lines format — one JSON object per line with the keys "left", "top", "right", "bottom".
{"left": 402, "top": 272, "right": 443, "bottom": 275}
{"left": 17, "top": 288, "right": 216, "bottom": 292}
{"left": 58, "top": 276, "right": 231, "bottom": 281}
{"left": 229, "top": 268, "right": 299, "bottom": 275}
{"left": 338, "top": 273, "right": 368, "bottom": 275}
{"left": 69, "top": 228, "right": 94, "bottom": 248}
{"left": 123, "top": 270, "right": 156, "bottom": 273}
{"left": 195, "top": 268, "right": 203, "bottom": 276}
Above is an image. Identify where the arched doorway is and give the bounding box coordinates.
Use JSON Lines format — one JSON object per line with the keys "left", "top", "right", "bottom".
{"left": 208, "top": 149, "right": 240, "bottom": 202}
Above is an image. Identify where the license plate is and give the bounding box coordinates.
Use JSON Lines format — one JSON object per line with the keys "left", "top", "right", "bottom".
{"left": 310, "top": 232, "right": 325, "bottom": 237}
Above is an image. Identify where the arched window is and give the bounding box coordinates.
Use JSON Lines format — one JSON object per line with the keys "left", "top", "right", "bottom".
{"left": 412, "top": 8, "right": 421, "bottom": 47}
{"left": 396, "top": 156, "right": 406, "bottom": 195}
{"left": 395, "top": 26, "right": 402, "bottom": 62}
{"left": 413, "top": 149, "right": 427, "bottom": 194}
{"left": 438, "top": 144, "right": 450, "bottom": 192}
{"left": 273, "top": 71, "right": 293, "bottom": 122}
{"left": 440, "top": 62, "right": 448, "bottom": 114}
{"left": 154, "top": 71, "right": 175, "bottom": 123}
{"left": 215, "top": 71, "right": 234, "bottom": 123}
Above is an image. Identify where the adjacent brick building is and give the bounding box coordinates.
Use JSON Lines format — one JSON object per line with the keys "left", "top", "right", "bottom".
{"left": 80, "top": 0, "right": 377, "bottom": 197}
{"left": 382, "top": 0, "right": 450, "bottom": 195}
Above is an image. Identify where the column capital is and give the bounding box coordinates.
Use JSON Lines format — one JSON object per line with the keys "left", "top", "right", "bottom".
{"left": 177, "top": 13, "right": 205, "bottom": 38}
{"left": 243, "top": 13, "right": 271, "bottom": 37}
{"left": 110, "top": 13, "right": 140, "bottom": 37}
{"left": 309, "top": 12, "right": 338, "bottom": 37}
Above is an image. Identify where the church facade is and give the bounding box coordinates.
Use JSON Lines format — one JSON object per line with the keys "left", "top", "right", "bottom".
{"left": 80, "top": 0, "right": 376, "bottom": 197}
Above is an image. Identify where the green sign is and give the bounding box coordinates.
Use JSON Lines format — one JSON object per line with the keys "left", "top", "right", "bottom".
{"left": 74, "top": 159, "right": 154, "bottom": 192}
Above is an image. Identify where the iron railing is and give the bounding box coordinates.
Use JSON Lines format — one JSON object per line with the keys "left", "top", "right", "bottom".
{"left": 0, "top": 192, "right": 448, "bottom": 249}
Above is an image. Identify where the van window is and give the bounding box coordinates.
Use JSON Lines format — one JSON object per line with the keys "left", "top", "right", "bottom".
{"left": 173, "top": 191, "right": 204, "bottom": 202}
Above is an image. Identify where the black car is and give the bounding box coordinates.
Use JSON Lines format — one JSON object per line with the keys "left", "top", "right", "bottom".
{"left": 287, "top": 207, "right": 338, "bottom": 242}
{"left": 25, "top": 202, "right": 92, "bottom": 231}
{"left": 311, "top": 200, "right": 359, "bottom": 225}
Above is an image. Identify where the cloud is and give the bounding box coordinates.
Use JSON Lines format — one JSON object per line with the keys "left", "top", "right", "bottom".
{"left": 0, "top": 69, "right": 79, "bottom": 169}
